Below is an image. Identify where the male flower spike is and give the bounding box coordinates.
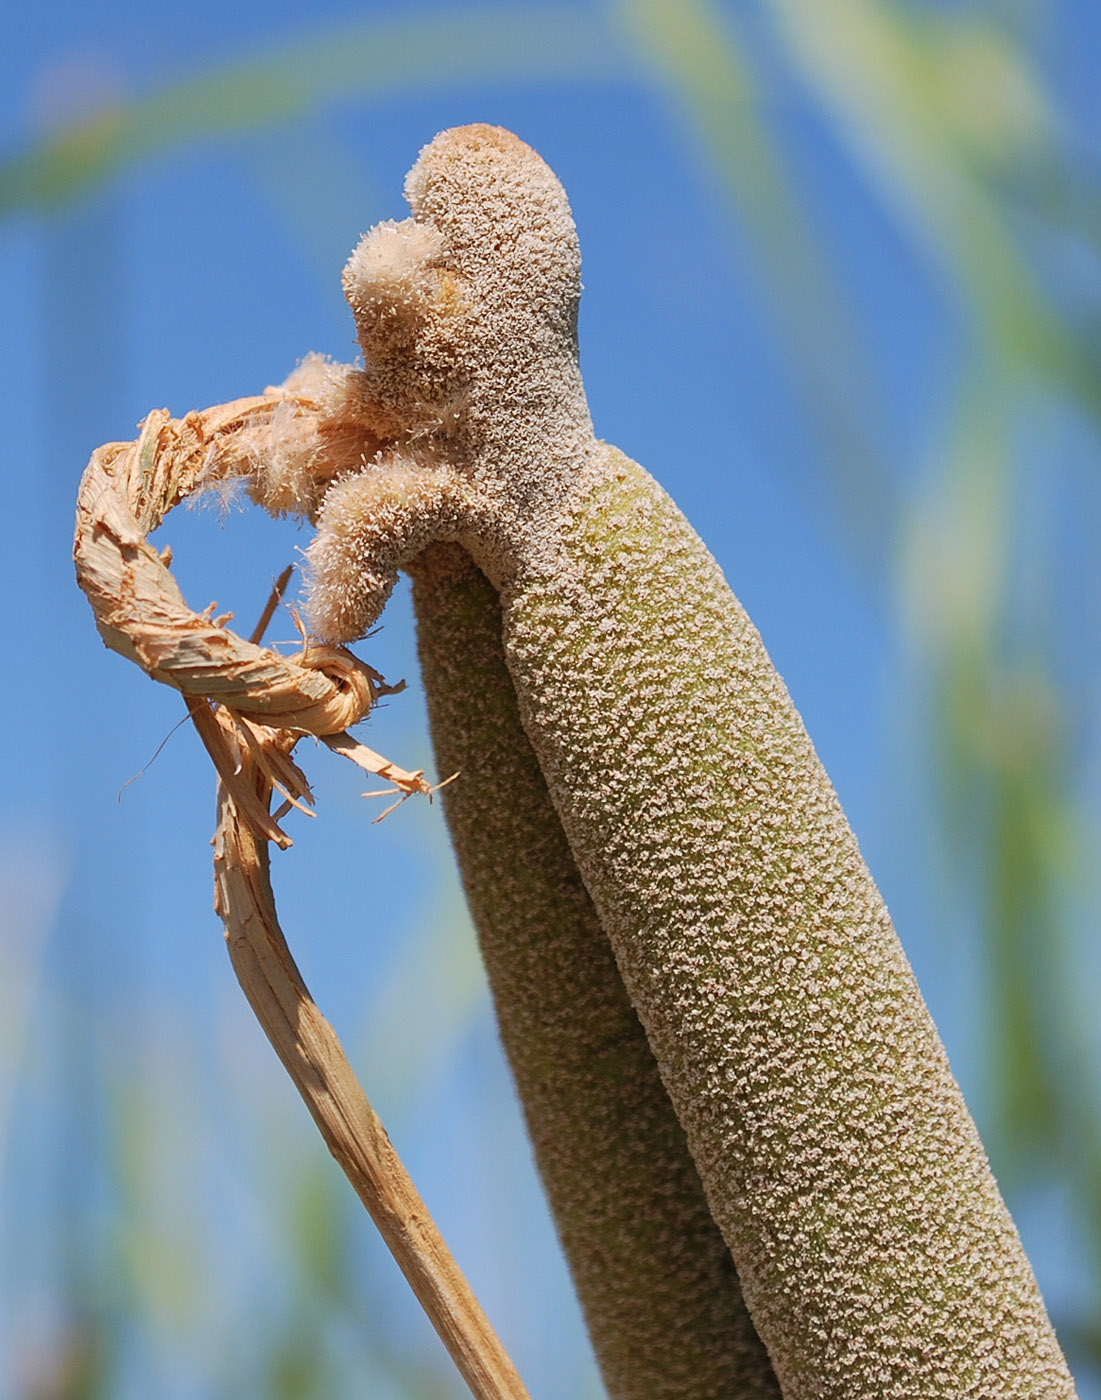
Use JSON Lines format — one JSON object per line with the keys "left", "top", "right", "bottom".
{"left": 256, "top": 126, "right": 1074, "bottom": 1400}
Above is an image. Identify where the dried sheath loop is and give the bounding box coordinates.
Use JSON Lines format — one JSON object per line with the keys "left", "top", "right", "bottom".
{"left": 73, "top": 394, "right": 378, "bottom": 736}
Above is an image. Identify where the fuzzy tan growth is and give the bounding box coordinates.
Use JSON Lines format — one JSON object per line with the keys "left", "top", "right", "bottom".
{"left": 290, "top": 125, "right": 1075, "bottom": 1398}
{"left": 344, "top": 218, "right": 445, "bottom": 315}
{"left": 237, "top": 354, "right": 383, "bottom": 520}
{"left": 303, "top": 125, "right": 594, "bottom": 643}
{"left": 307, "top": 453, "right": 466, "bottom": 640}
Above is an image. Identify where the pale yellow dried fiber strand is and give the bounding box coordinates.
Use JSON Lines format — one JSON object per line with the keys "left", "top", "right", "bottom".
{"left": 299, "top": 125, "right": 1078, "bottom": 1398}
{"left": 247, "top": 563, "right": 296, "bottom": 645}
{"left": 213, "top": 756, "right": 532, "bottom": 1400}
{"left": 410, "top": 542, "right": 782, "bottom": 1400}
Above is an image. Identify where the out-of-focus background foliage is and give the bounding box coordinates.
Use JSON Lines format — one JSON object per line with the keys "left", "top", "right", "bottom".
{"left": 2, "top": 0, "right": 1098, "bottom": 1395}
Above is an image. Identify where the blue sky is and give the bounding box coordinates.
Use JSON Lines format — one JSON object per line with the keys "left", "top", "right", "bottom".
{"left": 2, "top": 3, "right": 1099, "bottom": 1396}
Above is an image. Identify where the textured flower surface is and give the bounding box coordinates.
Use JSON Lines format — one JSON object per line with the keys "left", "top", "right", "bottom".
{"left": 248, "top": 125, "right": 1077, "bottom": 1400}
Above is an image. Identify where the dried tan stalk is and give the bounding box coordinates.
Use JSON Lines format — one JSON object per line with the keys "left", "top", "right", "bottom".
{"left": 213, "top": 749, "right": 530, "bottom": 1400}
{"left": 73, "top": 400, "right": 531, "bottom": 1400}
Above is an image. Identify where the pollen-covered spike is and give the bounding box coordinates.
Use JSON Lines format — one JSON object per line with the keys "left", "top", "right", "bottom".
{"left": 264, "top": 123, "right": 1075, "bottom": 1399}
{"left": 410, "top": 542, "right": 781, "bottom": 1400}
{"left": 497, "top": 446, "right": 1076, "bottom": 1399}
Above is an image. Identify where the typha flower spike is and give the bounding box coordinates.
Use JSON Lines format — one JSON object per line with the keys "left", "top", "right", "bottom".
{"left": 279, "top": 126, "right": 1075, "bottom": 1399}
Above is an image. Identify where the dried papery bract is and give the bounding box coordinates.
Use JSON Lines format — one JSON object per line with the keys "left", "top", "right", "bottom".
{"left": 73, "top": 391, "right": 531, "bottom": 1400}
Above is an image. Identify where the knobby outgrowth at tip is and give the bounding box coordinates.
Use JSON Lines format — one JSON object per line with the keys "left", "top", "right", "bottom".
{"left": 221, "top": 125, "right": 1075, "bottom": 1399}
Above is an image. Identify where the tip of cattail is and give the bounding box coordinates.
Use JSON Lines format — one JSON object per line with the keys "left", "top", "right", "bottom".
{"left": 402, "top": 123, "right": 581, "bottom": 336}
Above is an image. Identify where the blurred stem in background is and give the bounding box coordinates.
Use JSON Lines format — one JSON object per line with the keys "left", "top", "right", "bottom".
{"left": 2, "top": 0, "right": 1098, "bottom": 1394}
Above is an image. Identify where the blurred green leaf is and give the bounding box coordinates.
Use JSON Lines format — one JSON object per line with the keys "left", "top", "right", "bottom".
{"left": 761, "top": 0, "right": 1101, "bottom": 414}
{"left": 613, "top": 0, "right": 895, "bottom": 564}
{"left": 0, "top": 5, "right": 627, "bottom": 214}
{"left": 10, "top": 2, "right": 1100, "bottom": 1395}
